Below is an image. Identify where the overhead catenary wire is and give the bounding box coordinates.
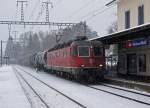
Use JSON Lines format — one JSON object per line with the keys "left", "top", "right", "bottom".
{"left": 65, "top": 0, "right": 97, "bottom": 20}
{"left": 74, "top": 5, "right": 106, "bottom": 22}
{"left": 28, "top": 0, "right": 41, "bottom": 21}
{"left": 64, "top": 0, "right": 116, "bottom": 23}
{"left": 31, "top": 0, "right": 64, "bottom": 32}
{"left": 21, "top": 0, "right": 115, "bottom": 35}
{"left": 34, "top": 0, "right": 62, "bottom": 22}
{"left": 30, "top": 2, "right": 45, "bottom": 31}
{"left": 28, "top": 0, "right": 42, "bottom": 31}
{"left": 54, "top": 0, "right": 63, "bottom": 7}
{"left": 31, "top": 0, "right": 54, "bottom": 31}
{"left": 81, "top": 4, "right": 116, "bottom": 22}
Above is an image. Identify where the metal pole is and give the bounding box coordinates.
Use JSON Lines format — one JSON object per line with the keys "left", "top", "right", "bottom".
{"left": 12, "top": 31, "right": 19, "bottom": 42}
{"left": 17, "top": 1, "right": 28, "bottom": 22}
{"left": 42, "top": 1, "right": 53, "bottom": 22}
{"left": 1, "top": 40, "right": 2, "bottom": 66}
{"left": 8, "top": 24, "right": 11, "bottom": 39}
{"left": 21, "top": 2, "right": 24, "bottom": 21}
{"left": 84, "top": 21, "right": 86, "bottom": 37}
{"left": 46, "top": 3, "right": 49, "bottom": 22}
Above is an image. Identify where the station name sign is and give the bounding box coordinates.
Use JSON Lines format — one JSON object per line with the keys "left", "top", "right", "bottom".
{"left": 124, "top": 38, "right": 148, "bottom": 48}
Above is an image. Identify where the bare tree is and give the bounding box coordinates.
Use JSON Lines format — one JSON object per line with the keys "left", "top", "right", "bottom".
{"left": 107, "top": 21, "right": 118, "bottom": 34}
{"left": 106, "top": 21, "right": 118, "bottom": 57}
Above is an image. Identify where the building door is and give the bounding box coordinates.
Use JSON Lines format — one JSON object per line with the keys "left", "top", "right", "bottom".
{"left": 127, "top": 54, "right": 137, "bottom": 74}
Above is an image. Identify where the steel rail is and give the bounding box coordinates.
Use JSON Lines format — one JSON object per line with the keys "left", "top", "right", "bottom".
{"left": 15, "top": 66, "right": 87, "bottom": 108}
{"left": 13, "top": 67, "right": 50, "bottom": 108}
{"left": 86, "top": 85, "right": 150, "bottom": 106}
{"left": 98, "top": 82, "right": 150, "bottom": 97}
{"left": 14, "top": 67, "right": 34, "bottom": 108}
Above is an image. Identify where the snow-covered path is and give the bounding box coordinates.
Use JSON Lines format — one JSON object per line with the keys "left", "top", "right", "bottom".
{"left": 0, "top": 66, "right": 31, "bottom": 108}
{"left": 15, "top": 65, "right": 150, "bottom": 108}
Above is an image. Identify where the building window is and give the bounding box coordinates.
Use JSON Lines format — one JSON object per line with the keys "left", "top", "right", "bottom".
{"left": 138, "top": 5, "right": 144, "bottom": 25}
{"left": 139, "top": 54, "right": 146, "bottom": 72}
{"left": 125, "top": 10, "right": 130, "bottom": 29}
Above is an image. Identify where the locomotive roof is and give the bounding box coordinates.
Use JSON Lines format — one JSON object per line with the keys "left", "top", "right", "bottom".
{"left": 72, "top": 40, "right": 102, "bottom": 46}
{"left": 48, "top": 40, "right": 73, "bottom": 52}
{"left": 48, "top": 40, "right": 102, "bottom": 52}
{"left": 48, "top": 36, "right": 88, "bottom": 52}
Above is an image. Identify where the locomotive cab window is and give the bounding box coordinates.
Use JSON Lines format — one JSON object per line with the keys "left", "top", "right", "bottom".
{"left": 93, "top": 47, "right": 103, "bottom": 56}
{"left": 78, "top": 46, "right": 89, "bottom": 57}
{"left": 71, "top": 47, "right": 78, "bottom": 56}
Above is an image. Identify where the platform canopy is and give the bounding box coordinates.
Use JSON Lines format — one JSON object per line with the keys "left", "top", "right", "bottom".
{"left": 90, "top": 23, "right": 150, "bottom": 45}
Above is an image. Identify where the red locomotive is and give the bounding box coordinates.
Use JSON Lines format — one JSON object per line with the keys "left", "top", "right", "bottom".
{"left": 32, "top": 38, "right": 106, "bottom": 81}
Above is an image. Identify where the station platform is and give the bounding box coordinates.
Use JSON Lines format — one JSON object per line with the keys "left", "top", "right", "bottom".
{"left": 104, "top": 75, "right": 150, "bottom": 93}
{"left": 0, "top": 66, "right": 31, "bottom": 108}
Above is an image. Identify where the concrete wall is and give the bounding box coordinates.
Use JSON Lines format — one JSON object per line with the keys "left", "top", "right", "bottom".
{"left": 117, "top": 0, "right": 150, "bottom": 31}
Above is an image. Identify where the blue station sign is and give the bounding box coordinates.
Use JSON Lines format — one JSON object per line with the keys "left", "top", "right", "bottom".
{"left": 132, "top": 38, "right": 148, "bottom": 47}
{"left": 124, "top": 38, "right": 148, "bottom": 48}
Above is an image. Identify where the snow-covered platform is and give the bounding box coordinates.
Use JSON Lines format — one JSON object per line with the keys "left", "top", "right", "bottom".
{"left": 105, "top": 76, "right": 150, "bottom": 92}
{"left": 0, "top": 66, "right": 31, "bottom": 108}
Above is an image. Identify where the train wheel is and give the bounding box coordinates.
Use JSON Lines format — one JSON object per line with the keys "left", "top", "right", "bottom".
{"left": 75, "top": 74, "right": 78, "bottom": 81}
{"left": 60, "top": 72, "right": 62, "bottom": 77}
{"left": 97, "top": 75, "right": 104, "bottom": 82}
{"left": 70, "top": 74, "right": 74, "bottom": 81}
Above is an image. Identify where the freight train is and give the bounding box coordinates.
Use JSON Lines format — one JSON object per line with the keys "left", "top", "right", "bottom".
{"left": 31, "top": 38, "right": 106, "bottom": 81}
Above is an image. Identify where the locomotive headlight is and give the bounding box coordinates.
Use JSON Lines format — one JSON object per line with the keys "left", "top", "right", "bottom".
{"left": 81, "top": 64, "right": 85, "bottom": 67}
{"left": 99, "top": 64, "right": 103, "bottom": 67}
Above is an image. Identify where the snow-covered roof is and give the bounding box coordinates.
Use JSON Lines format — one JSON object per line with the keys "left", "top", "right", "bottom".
{"left": 89, "top": 22, "right": 150, "bottom": 43}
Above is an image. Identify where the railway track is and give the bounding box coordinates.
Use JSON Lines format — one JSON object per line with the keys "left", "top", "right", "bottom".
{"left": 14, "top": 68, "right": 34, "bottom": 108}
{"left": 14, "top": 67, "right": 51, "bottom": 108}
{"left": 98, "top": 82, "right": 150, "bottom": 97}
{"left": 13, "top": 66, "right": 87, "bottom": 108}
{"left": 85, "top": 83, "right": 150, "bottom": 106}
{"left": 14, "top": 66, "right": 150, "bottom": 107}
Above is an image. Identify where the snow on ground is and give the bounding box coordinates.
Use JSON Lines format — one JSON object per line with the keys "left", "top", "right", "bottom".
{"left": 100, "top": 82, "right": 150, "bottom": 95}
{"left": 16, "top": 65, "right": 150, "bottom": 108}
{"left": 16, "top": 71, "right": 49, "bottom": 108}
{"left": 105, "top": 76, "right": 150, "bottom": 87}
{"left": 16, "top": 67, "right": 84, "bottom": 108}
{"left": 0, "top": 66, "right": 31, "bottom": 108}
{"left": 91, "top": 84, "right": 150, "bottom": 104}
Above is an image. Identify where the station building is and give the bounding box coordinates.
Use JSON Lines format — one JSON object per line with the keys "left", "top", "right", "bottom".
{"left": 117, "top": 0, "right": 150, "bottom": 31}
{"left": 92, "top": 0, "right": 150, "bottom": 77}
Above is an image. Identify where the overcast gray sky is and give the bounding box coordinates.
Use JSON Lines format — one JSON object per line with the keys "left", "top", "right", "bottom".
{"left": 0, "top": 0, "right": 117, "bottom": 41}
